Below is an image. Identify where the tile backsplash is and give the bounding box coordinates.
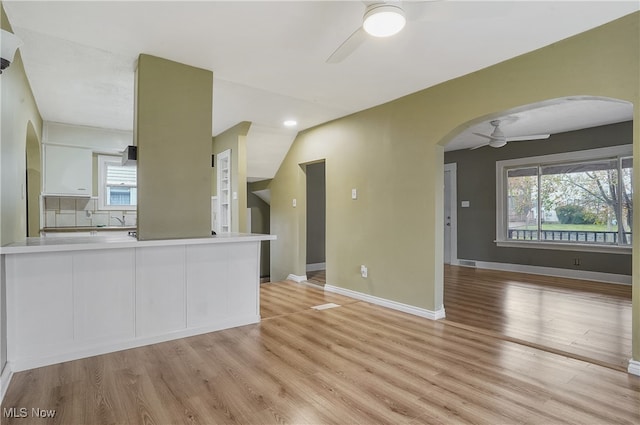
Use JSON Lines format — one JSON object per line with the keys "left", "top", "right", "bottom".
{"left": 44, "top": 196, "right": 137, "bottom": 228}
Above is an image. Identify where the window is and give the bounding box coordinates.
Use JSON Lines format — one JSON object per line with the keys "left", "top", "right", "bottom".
{"left": 496, "top": 146, "right": 632, "bottom": 253}
{"left": 98, "top": 155, "right": 137, "bottom": 210}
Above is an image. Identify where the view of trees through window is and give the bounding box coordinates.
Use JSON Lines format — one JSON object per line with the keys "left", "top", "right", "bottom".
{"left": 507, "top": 156, "right": 632, "bottom": 245}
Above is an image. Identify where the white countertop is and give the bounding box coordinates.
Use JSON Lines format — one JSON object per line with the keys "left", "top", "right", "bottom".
{"left": 1, "top": 232, "right": 276, "bottom": 254}
{"left": 41, "top": 226, "right": 137, "bottom": 232}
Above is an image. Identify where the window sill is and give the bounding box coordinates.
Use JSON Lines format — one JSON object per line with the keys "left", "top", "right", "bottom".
{"left": 495, "top": 240, "right": 632, "bottom": 255}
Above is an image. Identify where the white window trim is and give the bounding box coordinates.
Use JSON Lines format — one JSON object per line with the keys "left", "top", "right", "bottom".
{"left": 98, "top": 154, "right": 137, "bottom": 211}
{"left": 495, "top": 145, "right": 632, "bottom": 255}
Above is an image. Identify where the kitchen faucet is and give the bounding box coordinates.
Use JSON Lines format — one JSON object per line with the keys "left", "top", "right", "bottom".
{"left": 111, "top": 215, "right": 126, "bottom": 226}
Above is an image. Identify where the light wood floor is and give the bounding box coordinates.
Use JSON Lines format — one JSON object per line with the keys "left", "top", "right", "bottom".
{"left": 444, "top": 265, "right": 632, "bottom": 371}
{"left": 2, "top": 280, "right": 639, "bottom": 424}
{"left": 305, "top": 269, "right": 326, "bottom": 286}
{"left": 308, "top": 266, "right": 631, "bottom": 369}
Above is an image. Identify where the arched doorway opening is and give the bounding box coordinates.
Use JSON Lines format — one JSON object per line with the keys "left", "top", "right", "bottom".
{"left": 25, "top": 121, "right": 41, "bottom": 237}
{"left": 440, "top": 96, "right": 634, "bottom": 371}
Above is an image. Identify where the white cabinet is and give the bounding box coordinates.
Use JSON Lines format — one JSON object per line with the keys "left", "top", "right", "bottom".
{"left": 4, "top": 238, "right": 265, "bottom": 371}
{"left": 8, "top": 253, "right": 75, "bottom": 360}
{"left": 135, "top": 246, "right": 186, "bottom": 337}
{"left": 74, "top": 249, "right": 135, "bottom": 343}
{"left": 43, "top": 144, "right": 92, "bottom": 196}
{"left": 216, "top": 149, "right": 232, "bottom": 233}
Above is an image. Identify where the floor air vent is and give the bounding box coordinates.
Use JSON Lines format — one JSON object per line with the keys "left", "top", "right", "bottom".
{"left": 458, "top": 260, "right": 477, "bottom": 268}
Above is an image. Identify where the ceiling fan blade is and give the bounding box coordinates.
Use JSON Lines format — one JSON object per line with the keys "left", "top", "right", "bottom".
{"left": 506, "top": 134, "right": 551, "bottom": 142}
{"left": 472, "top": 132, "right": 498, "bottom": 141}
{"left": 326, "top": 27, "right": 367, "bottom": 64}
{"left": 470, "top": 143, "right": 489, "bottom": 150}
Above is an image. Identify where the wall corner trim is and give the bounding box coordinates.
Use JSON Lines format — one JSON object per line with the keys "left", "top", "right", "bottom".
{"left": 0, "top": 363, "right": 14, "bottom": 404}
{"left": 287, "top": 274, "right": 307, "bottom": 283}
{"left": 324, "top": 285, "right": 446, "bottom": 320}
{"left": 628, "top": 359, "right": 640, "bottom": 376}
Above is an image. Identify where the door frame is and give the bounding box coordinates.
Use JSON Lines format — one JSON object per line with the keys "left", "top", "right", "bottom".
{"left": 304, "top": 160, "right": 326, "bottom": 273}
{"left": 444, "top": 163, "right": 458, "bottom": 265}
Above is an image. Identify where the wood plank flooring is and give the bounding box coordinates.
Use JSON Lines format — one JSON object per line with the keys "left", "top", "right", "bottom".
{"left": 2, "top": 280, "right": 639, "bottom": 425}
{"left": 305, "top": 269, "right": 326, "bottom": 287}
{"left": 444, "top": 265, "right": 632, "bottom": 371}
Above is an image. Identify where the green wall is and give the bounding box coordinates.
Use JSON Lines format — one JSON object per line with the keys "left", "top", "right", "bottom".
{"left": 269, "top": 13, "right": 640, "bottom": 360}
{"left": 1, "top": 0, "right": 43, "bottom": 380}
{"left": 248, "top": 179, "right": 272, "bottom": 277}
{"left": 445, "top": 121, "right": 633, "bottom": 275}
{"left": 247, "top": 188, "right": 270, "bottom": 277}
{"left": 212, "top": 122, "right": 250, "bottom": 233}
{"left": 1, "top": 4, "right": 43, "bottom": 245}
{"left": 135, "top": 54, "right": 213, "bottom": 240}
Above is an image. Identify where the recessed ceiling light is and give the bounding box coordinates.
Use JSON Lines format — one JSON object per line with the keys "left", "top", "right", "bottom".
{"left": 283, "top": 120, "right": 297, "bottom": 127}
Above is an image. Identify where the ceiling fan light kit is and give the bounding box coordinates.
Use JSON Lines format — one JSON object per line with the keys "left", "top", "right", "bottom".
{"left": 489, "top": 139, "right": 507, "bottom": 148}
{"left": 326, "top": 2, "right": 408, "bottom": 63}
{"left": 363, "top": 4, "right": 406, "bottom": 37}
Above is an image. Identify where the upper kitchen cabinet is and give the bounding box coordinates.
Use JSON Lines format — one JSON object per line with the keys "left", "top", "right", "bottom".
{"left": 43, "top": 144, "right": 92, "bottom": 197}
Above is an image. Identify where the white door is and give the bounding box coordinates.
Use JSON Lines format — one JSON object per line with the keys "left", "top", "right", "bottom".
{"left": 443, "top": 163, "right": 457, "bottom": 264}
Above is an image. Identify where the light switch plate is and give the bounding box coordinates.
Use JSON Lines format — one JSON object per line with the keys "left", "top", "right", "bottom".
{"left": 233, "top": 192, "right": 238, "bottom": 200}
{"left": 352, "top": 188, "right": 357, "bottom": 200}
{"left": 292, "top": 198, "right": 297, "bottom": 207}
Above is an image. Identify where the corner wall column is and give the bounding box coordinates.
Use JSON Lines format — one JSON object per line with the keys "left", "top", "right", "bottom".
{"left": 135, "top": 54, "right": 213, "bottom": 240}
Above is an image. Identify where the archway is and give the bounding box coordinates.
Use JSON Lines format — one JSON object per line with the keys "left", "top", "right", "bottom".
{"left": 25, "top": 121, "right": 41, "bottom": 237}
{"left": 440, "top": 96, "right": 634, "bottom": 370}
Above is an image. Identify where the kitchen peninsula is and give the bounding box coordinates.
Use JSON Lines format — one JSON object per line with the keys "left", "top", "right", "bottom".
{"left": 1, "top": 233, "right": 275, "bottom": 372}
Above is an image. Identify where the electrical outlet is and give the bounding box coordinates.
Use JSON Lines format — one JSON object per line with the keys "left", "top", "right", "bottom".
{"left": 573, "top": 258, "right": 581, "bottom": 266}
{"left": 360, "top": 265, "right": 368, "bottom": 278}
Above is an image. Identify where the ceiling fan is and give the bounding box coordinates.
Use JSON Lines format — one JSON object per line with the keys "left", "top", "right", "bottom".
{"left": 471, "top": 120, "right": 550, "bottom": 149}
{"left": 326, "top": 1, "right": 514, "bottom": 64}
{"left": 326, "top": 2, "right": 408, "bottom": 64}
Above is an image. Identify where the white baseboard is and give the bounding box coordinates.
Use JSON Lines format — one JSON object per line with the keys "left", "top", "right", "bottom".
{"left": 453, "top": 259, "right": 631, "bottom": 285}
{"left": 628, "top": 359, "right": 640, "bottom": 376}
{"left": 324, "top": 284, "right": 445, "bottom": 320}
{"left": 9, "top": 315, "right": 259, "bottom": 372}
{"left": 306, "top": 262, "right": 326, "bottom": 272}
{"left": 0, "top": 363, "right": 13, "bottom": 404}
{"left": 287, "top": 274, "right": 307, "bottom": 283}
{"left": 299, "top": 280, "right": 325, "bottom": 290}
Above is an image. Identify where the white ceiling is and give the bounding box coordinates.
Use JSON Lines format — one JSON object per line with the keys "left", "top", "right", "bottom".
{"left": 4, "top": 1, "right": 638, "bottom": 175}
{"left": 447, "top": 96, "right": 634, "bottom": 151}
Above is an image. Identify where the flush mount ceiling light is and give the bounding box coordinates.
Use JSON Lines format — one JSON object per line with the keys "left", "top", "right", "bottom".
{"left": 363, "top": 4, "right": 406, "bottom": 38}
{"left": 1, "top": 29, "right": 23, "bottom": 74}
{"left": 283, "top": 120, "right": 297, "bottom": 127}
